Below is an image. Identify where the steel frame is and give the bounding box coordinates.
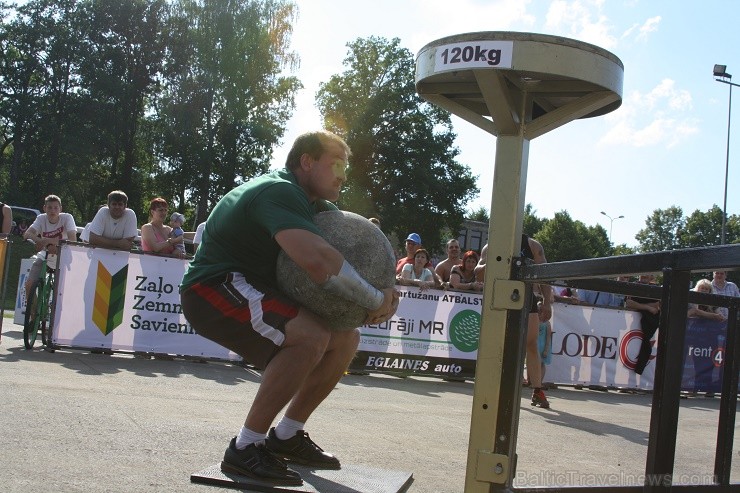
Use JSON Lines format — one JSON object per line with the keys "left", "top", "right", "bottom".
{"left": 492, "top": 246, "right": 740, "bottom": 492}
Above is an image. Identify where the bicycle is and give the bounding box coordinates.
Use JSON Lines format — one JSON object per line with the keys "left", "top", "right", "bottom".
{"left": 23, "top": 240, "right": 56, "bottom": 350}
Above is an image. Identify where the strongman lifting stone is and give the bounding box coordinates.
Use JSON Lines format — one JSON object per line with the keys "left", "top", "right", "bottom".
{"left": 276, "top": 210, "right": 396, "bottom": 331}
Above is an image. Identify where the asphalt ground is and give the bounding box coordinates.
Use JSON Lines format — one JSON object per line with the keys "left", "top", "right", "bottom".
{"left": 1, "top": 320, "right": 737, "bottom": 492}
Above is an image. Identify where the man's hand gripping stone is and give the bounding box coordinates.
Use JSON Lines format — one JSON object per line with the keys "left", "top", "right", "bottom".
{"left": 366, "top": 288, "right": 400, "bottom": 325}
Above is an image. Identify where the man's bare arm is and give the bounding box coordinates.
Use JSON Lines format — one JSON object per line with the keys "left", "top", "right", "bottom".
{"left": 89, "top": 232, "right": 135, "bottom": 250}
{"left": 275, "top": 229, "right": 398, "bottom": 323}
{"left": 474, "top": 244, "right": 487, "bottom": 282}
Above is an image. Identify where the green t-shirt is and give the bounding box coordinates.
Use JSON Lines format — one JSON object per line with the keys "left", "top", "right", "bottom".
{"left": 181, "top": 168, "right": 337, "bottom": 290}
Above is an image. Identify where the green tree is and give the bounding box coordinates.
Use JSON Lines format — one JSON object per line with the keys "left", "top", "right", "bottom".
{"left": 728, "top": 215, "right": 740, "bottom": 244}
{"left": 581, "top": 223, "right": 611, "bottom": 258}
{"left": 154, "top": 0, "right": 300, "bottom": 222}
{"left": 680, "top": 205, "right": 740, "bottom": 247}
{"left": 523, "top": 203, "right": 547, "bottom": 238}
{"left": 0, "top": 1, "right": 49, "bottom": 205}
{"left": 315, "top": 36, "right": 478, "bottom": 250}
{"left": 0, "top": 0, "right": 167, "bottom": 219}
{"left": 468, "top": 206, "right": 489, "bottom": 223}
{"left": 535, "top": 211, "right": 594, "bottom": 261}
{"left": 612, "top": 244, "right": 635, "bottom": 256}
{"left": 635, "top": 206, "right": 685, "bottom": 252}
{"left": 77, "top": 0, "right": 168, "bottom": 213}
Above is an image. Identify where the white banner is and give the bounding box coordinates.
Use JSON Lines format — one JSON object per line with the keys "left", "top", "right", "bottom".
{"left": 45, "top": 243, "right": 658, "bottom": 388}
{"left": 14, "top": 258, "right": 33, "bottom": 324}
{"left": 51, "top": 243, "right": 239, "bottom": 360}
{"left": 549, "top": 303, "right": 655, "bottom": 389}
{"left": 359, "top": 286, "right": 483, "bottom": 359}
{"left": 359, "top": 288, "right": 656, "bottom": 388}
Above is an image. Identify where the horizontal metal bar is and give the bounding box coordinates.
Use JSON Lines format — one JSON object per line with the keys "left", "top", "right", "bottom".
{"left": 518, "top": 244, "right": 740, "bottom": 282}
{"left": 547, "top": 278, "right": 739, "bottom": 308}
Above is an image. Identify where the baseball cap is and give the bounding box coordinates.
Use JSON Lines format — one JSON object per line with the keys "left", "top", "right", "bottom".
{"left": 406, "top": 233, "right": 422, "bottom": 244}
{"left": 170, "top": 212, "right": 185, "bottom": 224}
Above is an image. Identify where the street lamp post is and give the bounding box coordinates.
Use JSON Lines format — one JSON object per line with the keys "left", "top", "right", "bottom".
{"left": 714, "top": 64, "right": 740, "bottom": 245}
{"left": 600, "top": 211, "right": 624, "bottom": 243}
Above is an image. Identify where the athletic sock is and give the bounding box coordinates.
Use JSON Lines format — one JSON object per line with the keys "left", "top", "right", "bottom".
{"left": 274, "top": 416, "right": 305, "bottom": 440}
{"left": 235, "top": 426, "right": 266, "bottom": 450}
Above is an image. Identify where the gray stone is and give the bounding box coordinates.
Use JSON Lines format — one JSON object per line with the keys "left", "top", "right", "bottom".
{"left": 276, "top": 210, "right": 396, "bottom": 331}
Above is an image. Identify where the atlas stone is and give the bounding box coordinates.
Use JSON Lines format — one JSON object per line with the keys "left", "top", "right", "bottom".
{"left": 276, "top": 210, "right": 396, "bottom": 331}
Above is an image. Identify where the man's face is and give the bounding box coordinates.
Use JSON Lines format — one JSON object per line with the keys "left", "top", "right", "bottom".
{"left": 108, "top": 200, "right": 127, "bottom": 220}
{"left": 714, "top": 271, "right": 726, "bottom": 282}
{"left": 44, "top": 200, "right": 61, "bottom": 221}
{"left": 405, "top": 240, "right": 419, "bottom": 256}
{"left": 447, "top": 241, "right": 460, "bottom": 259}
{"left": 305, "top": 141, "right": 348, "bottom": 202}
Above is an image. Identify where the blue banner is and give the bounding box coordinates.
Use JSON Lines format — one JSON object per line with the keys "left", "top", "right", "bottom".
{"left": 682, "top": 317, "right": 728, "bottom": 393}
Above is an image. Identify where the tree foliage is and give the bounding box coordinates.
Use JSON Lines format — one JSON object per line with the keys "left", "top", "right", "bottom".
{"left": 468, "top": 206, "right": 489, "bottom": 223}
{"left": 0, "top": 0, "right": 735, "bottom": 255}
{"left": 636, "top": 204, "right": 739, "bottom": 252}
{"left": 315, "top": 36, "right": 479, "bottom": 250}
{"left": 612, "top": 244, "right": 636, "bottom": 256}
{"left": 0, "top": 0, "right": 299, "bottom": 223}
{"left": 154, "top": 0, "right": 300, "bottom": 223}
{"left": 523, "top": 203, "right": 547, "bottom": 238}
{"left": 635, "top": 206, "right": 685, "bottom": 252}
{"left": 533, "top": 210, "right": 610, "bottom": 262}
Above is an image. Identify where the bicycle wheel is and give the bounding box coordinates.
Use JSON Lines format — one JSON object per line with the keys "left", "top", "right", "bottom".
{"left": 23, "top": 281, "right": 40, "bottom": 349}
{"left": 40, "top": 273, "right": 55, "bottom": 349}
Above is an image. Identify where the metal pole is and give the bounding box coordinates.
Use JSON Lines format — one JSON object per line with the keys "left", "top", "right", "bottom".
{"left": 600, "top": 211, "right": 623, "bottom": 243}
{"left": 722, "top": 83, "right": 732, "bottom": 245}
{"left": 609, "top": 218, "right": 614, "bottom": 243}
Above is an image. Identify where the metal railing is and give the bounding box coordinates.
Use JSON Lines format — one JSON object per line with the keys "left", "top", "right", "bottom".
{"left": 495, "top": 243, "right": 740, "bottom": 492}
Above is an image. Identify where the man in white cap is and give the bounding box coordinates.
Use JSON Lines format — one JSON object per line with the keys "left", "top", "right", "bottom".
{"left": 395, "top": 232, "right": 423, "bottom": 274}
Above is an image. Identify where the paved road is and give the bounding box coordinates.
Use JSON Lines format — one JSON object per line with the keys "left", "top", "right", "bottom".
{"left": 0, "top": 320, "right": 735, "bottom": 492}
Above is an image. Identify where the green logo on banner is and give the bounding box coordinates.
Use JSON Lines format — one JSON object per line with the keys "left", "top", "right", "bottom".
{"left": 448, "top": 309, "right": 480, "bottom": 353}
{"left": 92, "top": 261, "right": 128, "bottom": 335}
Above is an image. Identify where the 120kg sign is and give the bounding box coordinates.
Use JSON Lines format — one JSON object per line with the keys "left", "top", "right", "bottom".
{"left": 434, "top": 40, "right": 513, "bottom": 72}
{"left": 440, "top": 45, "right": 503, "bottom": 66}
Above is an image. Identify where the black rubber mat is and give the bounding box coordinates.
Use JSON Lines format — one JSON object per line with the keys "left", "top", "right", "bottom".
{"left": 191, "top": 463, "right": 414, "bottom": 492}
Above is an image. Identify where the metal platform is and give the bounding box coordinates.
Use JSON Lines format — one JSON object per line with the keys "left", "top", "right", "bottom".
{"left": 191, "top": 463, "right": 413, "bottom": 493}
{"left": 415, "top": 31, "right": 623, "bottom": 139}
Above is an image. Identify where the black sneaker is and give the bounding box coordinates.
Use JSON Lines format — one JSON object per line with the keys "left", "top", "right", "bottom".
{"left": 266, "top": 428, "right": 341, "bottom": 469}
{"left": 531, "top": 389, "right": 550, "bottom": 409}
{"left": 221, "top": 438, "right": 302, "bottom": 486}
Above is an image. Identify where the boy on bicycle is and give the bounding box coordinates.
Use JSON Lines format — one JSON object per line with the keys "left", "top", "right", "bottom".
{"left": 23, "top": 194, "right": 77, "bottom": 300}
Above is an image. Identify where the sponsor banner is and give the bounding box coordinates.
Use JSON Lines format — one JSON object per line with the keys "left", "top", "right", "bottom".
{"left": 44, "top": 244, "right": 725, "bottom": 391}
{"left": 681, "top": 317, "right": 727, "bottom": 393}
{"left": 355, "top": 290, "right": 660, "bottom": 386}
{"left": 358, "top": 286, "right": 483, "bottom": 360}
{"left": 51, "top": 243, "right": 239, "bottom": 360}
{"left": 547, "top": 304, "right": 655, "bottom": 389}
{"left": 352, "top": 351, "right": 475, "bottom": 378}
{"left": 14, "top": 258, "right": 33, "bottom": 324}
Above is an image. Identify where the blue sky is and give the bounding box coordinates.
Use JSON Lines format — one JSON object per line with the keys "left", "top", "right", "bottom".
{"left": 272, "top": 0, "right": 739, "bottom": 248}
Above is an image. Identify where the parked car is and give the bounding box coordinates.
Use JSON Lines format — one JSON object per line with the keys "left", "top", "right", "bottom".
{"left": 8, "top": 205, "right": 41, "bottom": 236}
